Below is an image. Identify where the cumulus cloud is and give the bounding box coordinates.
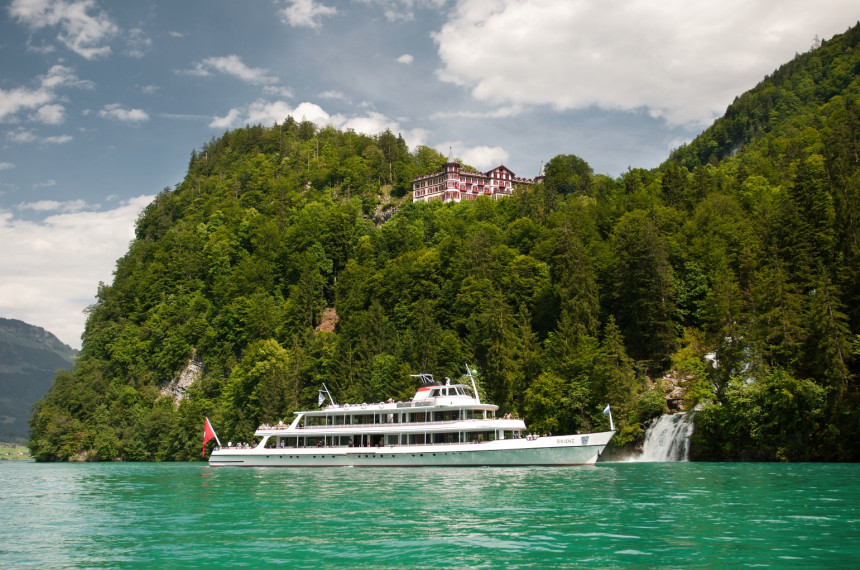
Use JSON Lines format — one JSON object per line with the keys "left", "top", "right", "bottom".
{"left": 280, "top": 0, "right": 337, "bottom": 29}
{"left": 438, "top": 143, "right": 510, "bottom": 170}
{"left": 433, "top": 0, "right": 859, "bottom": 126}
{"left": 30, "top": 103, "right": 66, "bottom": 125}
{"left": 396, "top": 54, "right": 414, "bottom": 64}
{"left": 9, "top": 0, "right": 119, "bottom": 60}
{"left": 181, "top": 55, "right": 278, "bottom": 85}
{"left": 210, "top": 100, "right": 332, "bottom": 130}
{"left": 0, "top": 65, "right": 92, "bottom": 122}
{"left": 98, "top": 103, "right": 149, "bottom": 123}
{"left": 0, "top": 195, "right": 153, "bottom": 348}
{"left": 7, "top": 128, "right": 39, "bottom": 143}
{"left": 209, "top": 99, "right": 428, "bottom": 148}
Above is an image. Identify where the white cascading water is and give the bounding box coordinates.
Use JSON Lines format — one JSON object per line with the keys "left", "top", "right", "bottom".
{"left": 639, "top": 413, "right": 694, "bottom": 461}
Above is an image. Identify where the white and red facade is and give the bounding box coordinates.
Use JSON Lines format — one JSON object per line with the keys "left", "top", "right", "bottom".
{"left": 412, "top": 161, "right": 543, "bottom": 203}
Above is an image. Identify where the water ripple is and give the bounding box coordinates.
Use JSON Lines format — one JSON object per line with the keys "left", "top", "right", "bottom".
{"left": 1, "top": 462, "right": 859, "bottom": 567}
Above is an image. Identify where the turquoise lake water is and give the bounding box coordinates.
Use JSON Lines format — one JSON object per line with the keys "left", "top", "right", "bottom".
{"left": 1, "top": 461, "right": 858, "bottom": 568}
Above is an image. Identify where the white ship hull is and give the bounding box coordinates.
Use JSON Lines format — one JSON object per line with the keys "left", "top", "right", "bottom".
{"left": 209, "top": 431, "right": 614, "bottom": 467}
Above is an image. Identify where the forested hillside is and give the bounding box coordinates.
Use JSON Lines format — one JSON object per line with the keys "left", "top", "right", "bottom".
{"left": 30, "top": 24, "right": 860, "bottom": 462}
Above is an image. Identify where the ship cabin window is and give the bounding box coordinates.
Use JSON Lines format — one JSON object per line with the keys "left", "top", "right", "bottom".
{"left": 432, "top": 432, "right": 461, "bottom": 444}
{"left": 409, "top": 412, "right": 427, "bottom": 423}
{"left": 469, "top": 431, "right": 497, "bottom": 443}
{"left": 406, "top": 433, "right": 429, "bottom": 445}
{"left": 304, "top": 415, "right": 326, "bottom": 427}
{"left": 353, "top": 414, "right": 374, "bottom": 425}
{"left": 433, "top": 410, "right": 460, "bottom": 422}
{"left": 467, "top": 410, "right": 485, "bottom": 420}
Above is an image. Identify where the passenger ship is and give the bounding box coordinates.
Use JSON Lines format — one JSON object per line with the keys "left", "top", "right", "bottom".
{"left": 207, "top": 370, "right": 615, "bottom": 467}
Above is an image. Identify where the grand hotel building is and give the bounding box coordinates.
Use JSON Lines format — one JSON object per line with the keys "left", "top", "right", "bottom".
{"left": 412, "top": 159, "right": 543, "bottom": 203}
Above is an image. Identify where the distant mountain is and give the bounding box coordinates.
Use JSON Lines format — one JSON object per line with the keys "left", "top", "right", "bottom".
{"left": 0, "top": 318, "right": 77, "bottom": 443}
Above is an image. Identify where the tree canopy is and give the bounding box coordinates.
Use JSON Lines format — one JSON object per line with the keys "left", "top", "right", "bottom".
{"left": 30, "top": 24, "right": 860, "bottom": 462}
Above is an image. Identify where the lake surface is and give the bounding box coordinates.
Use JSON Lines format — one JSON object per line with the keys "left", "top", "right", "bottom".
{"left": 1, "top": 461, "right": 858, "bottom": 567}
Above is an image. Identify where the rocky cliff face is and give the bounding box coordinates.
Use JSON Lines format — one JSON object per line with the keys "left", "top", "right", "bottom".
{"left": 160, "top": 349, "right": 203, "bottom": 402}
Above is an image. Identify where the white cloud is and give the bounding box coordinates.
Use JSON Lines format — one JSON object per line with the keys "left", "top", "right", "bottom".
{"left": 181, "top": 55, "right": 278, "bottom": 85}
{"left": 434, "top": 0, "right": 860, "bottom": 126}
{"left": 42, "top": 134, "right": 73, "bottom": 144}
{"left": 0, "top": 65, "right": 92, "bottom": 122}
{"left": 319, "top": 90, "right": 349, "bottom": 102}
{"left": 359, "top": 0, "right": 448, "bottom": 22}
{"left": 7, "top": 128, "right": 39, "bottom": 143}
{"left": 6, "top": 127, "right": 72, "bottom": 145}
{"left": 210, "top": 100, "right": 333, "bottom": 129}
{"left": 98, "top": 103, "right": 149, "bottom": 123}
{"left": 9, "top": 0, "right": 119, "bottom": 60}
{"left": 341, "top": 111, "right": 396, "bottom": 135}
{"left": 396, "top": 53, "right": 414, "bottom": 64}
{"left": 262, "top": 85, "right": 295, "bottom": 98}
{"left": 0, "top": 87, "right": 54, "bottom": 122}
{"left": 31, "top": 103, "right": 66, "bottom": 125}
{"left": 39, "top": 64, "right": 95, "bottom": 90}
{"left": 280, "top": 0, "right": 337, "bottom": 29}
{"left": 0, "top": 194, "right": 153, "bottom": 349}
{"left": 439, "top": 143, "right": 510, "bottom": 170}
{"left": 0, "top": 162, "right": 14, "bottom": 171}
{"left": 431, "top": 105, "right": 523, "bottom": 120}
{"left": 18, "top": 198, "right": 87, "bottom": 212}
{"left": 208, "top": 98, "right": 429, "bottom": 148}
{"left": 124, "top": 27, "right": 152, "bottom": 58}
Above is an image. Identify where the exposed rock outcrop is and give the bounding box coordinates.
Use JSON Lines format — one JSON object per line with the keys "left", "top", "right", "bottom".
{"left": 161, "top": 349, "right": 203, "bottom": 402}
{"left": 315, "top": 307, "right": 339, "bottom": 333}
{"left": 661, "top": 370, "right": 688, "bottom": 412}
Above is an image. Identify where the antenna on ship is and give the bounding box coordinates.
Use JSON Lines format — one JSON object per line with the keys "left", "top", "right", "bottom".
{"left": 410, "top": 373, "right": 436, "bottom": 385}
{"left": 464, "top": 363, "right": 480, "bottom": 404}
{"left": 318, "top": 383, "right": 335, "bottom": 407}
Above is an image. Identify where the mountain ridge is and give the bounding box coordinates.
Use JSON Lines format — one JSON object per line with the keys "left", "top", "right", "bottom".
{"left": 0, "top": 318, "right": 77, "bottom": 443}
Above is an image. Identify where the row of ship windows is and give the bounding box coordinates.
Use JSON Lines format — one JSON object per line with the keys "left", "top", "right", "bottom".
{"left": 302, "top": 410, "right": 489, "bottom": 427}
{"left": 265, "top": 431, "right": 522, "bottom": 448}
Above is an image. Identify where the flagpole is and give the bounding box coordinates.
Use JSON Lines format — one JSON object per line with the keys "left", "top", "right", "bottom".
{"left": 205, "top": 417, "right": 222, "bottom": 447}
{"left": 602, "top": 405, "right": 615, "bottom": 431}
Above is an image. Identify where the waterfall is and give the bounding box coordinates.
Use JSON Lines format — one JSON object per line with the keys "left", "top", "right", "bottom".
{"left": 639, "top": 413, "right": 694, "bottom": 461}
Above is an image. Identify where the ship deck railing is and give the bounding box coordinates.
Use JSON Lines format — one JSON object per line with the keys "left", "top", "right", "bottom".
{"left": 258, "top": 417, "right": 520, "bottom": 431}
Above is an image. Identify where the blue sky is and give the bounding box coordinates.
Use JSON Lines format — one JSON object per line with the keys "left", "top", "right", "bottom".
{"left": 1, "top": 0, "right": 857, "bottom": 348}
